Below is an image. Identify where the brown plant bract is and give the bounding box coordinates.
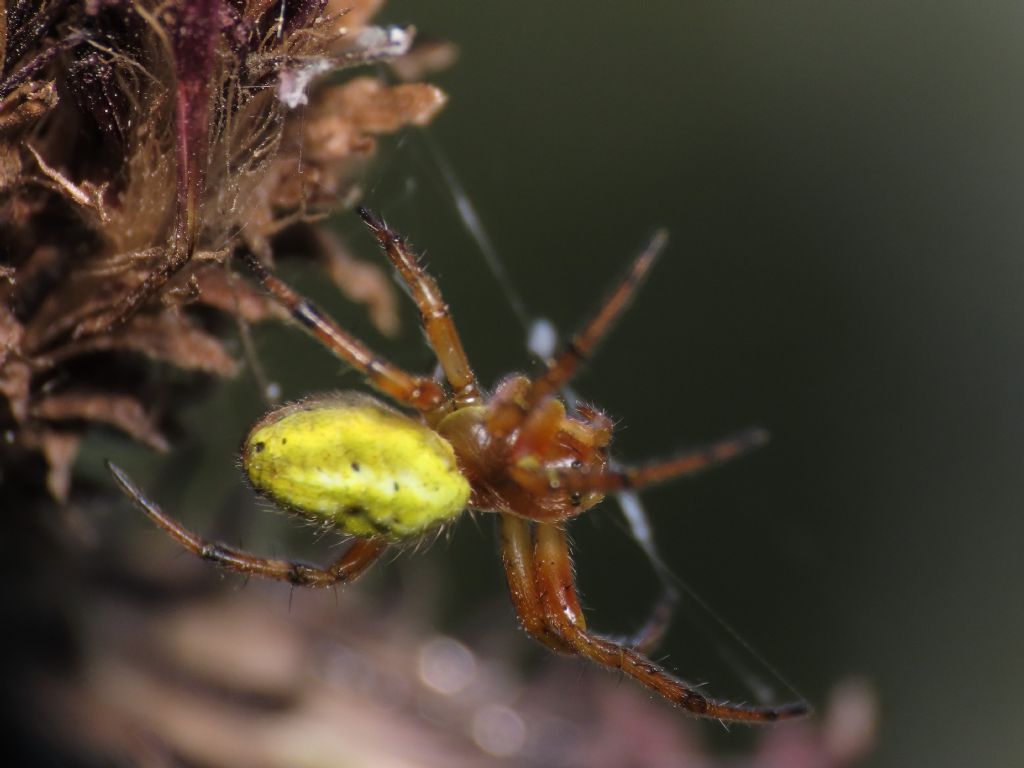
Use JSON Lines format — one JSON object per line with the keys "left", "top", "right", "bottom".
{"left": 0, "top": 0, "right": 446, "bottom": 500}
{"left": 31, "top": 555, "right": 876, "bottom": 767}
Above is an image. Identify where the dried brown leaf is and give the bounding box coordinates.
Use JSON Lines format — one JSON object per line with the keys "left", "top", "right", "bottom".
{"left": 390, "top": 38, "right": 459, "bottom": 82}
{"left": 39, "top": 429, "right": 81, "bottom": 503}
{"left": 315, "top": 228, "right": 400, "bottom": 337}
{"left": 33, "top": 393, "right": 169, "bottom": 451}
{"left": 0, "top": 80, "right": 58, "bottom": 134}
{"left": 0, "top": 357, "right": 30, "bottom": 422}
{"left": 326, "top": 0, "right": 384, "bottom": 37}
{"left": 0, "top": 301, "right": 23, "bottom": 368}
{"left": 0, "top": 245, "right": 61, "bottom": 312}
{"left": 0, "top": 0, "right": 449, "bottom": 500}
{"left": 26, "top": 143, "right": 109, "bottom": 224}
{"left": 0, "top": 138, "right": 25, "bottom": 193}
{"left": 21, "top": 249, "right": 160, "bottom": 352}
{"left": 50, "top": 313, "right": 238, "bottom": 377}
{"left": 305, "top": 78, "right": 446, "bottom": 163}
{"left": 188, "top": 264, "right": 280, "bottom": 323}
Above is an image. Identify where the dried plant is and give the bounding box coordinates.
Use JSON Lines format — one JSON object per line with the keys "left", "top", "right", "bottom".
{"left": 22, "top": 547, "right": 877, "bottom": 767}
{"left": 0, "top": 2, "right": 462, "bottom": 762}
{"left": 0, "top": 0, "right": 447, "bottom": 501}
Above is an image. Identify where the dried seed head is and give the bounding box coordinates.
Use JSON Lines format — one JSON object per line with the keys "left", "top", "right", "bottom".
{"left": 0, "top": 1, "right": 449, "bottom": 500}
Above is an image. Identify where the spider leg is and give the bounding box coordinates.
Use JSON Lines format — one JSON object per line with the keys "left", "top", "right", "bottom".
{"left": 608, "top": 489, "right": 680, "bottom": 654}
{"left": 610, "top": 577, "right": 679, "bottom": 655}
{"left": 499, "top": 513, "right": 575, "bottom": 654}
{"left": 358, "top": 208, "right": 482, "bottom": 406}
{"left": 241, "top": 251, "right": 447, "bottom": 415}
{"left": 555, "top": 426, "right": 770, "bottom": 495}
{"left": 531, "top": 522, "right": 808, "bottom": 723}
{"left": 527, "top": 229, "right": 667, "bottom": 407}
{"left": 108, "top": 462, "right": 387, "bottom": 587}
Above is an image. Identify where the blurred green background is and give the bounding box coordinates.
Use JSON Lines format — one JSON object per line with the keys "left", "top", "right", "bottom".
{"left": 92, "top": 2, "right": 1024, "bottom": 766}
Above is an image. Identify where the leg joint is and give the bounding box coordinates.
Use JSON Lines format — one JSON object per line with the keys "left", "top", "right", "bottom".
{"left": 287, "top": 562, "right": 319, "bottom": 586}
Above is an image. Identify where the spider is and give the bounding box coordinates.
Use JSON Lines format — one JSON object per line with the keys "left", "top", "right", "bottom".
{"left": 108, "top": 208, "right": 808, "bottom": 723}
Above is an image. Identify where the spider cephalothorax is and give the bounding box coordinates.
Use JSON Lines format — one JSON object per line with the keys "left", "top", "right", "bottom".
{"left": 110, "top": 208, "right": 807, "bottom": 722}
{"left": 436, "top": 375, "right": 612, "bottom": 522}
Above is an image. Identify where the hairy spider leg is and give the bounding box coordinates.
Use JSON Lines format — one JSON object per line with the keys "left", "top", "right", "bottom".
{"left": 499, "top": 513, "right": 575, "bottom": 654}
{"left": 107, "top": 462, "right": 387, "bottom": 587}
{"left": 523, "top": 422, "right": 762, "bottom": 658}
{"left": 415, "top": 136, "right": 680, "bottom": 653}
{"left": 524, "top": 520, "right": 809, "bottom": 723}
{"left": 555, "top": 426, "right": 770, "bottom": 495}
{"left": 501, "top": 511, "right": 669, "bottom": 656}
{"left": 241, "top": 252, "right": 447, "bottom": 415}
{"left": 599, "top": 488, "right": 682, "bottom": 655}
{"left": 528, "top": 228, "right": 668, "bottom": 407}
{"left": 484, "top": 230, "right": 667, "bottom": 440}
{"left": 612, "top": 578, "right": 680, "bottom": 655}
{"left": 358, "top": 208, "right": 482, "bottom": 407}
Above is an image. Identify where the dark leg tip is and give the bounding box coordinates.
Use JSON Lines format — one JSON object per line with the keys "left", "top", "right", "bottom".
{"left": 777, "top": 700, "right": 813, "bottom": 719}
{"left": 356, "top": 207, "right": 402, "bottom": 249}
{"left": 357, "top": 206, "right": 384, "bottom": 232}
{"left": 287, "top": 563, "right": 316, "bottom": 586}
{"left": 239, "top": 250, "right": 269, "bottom": 278}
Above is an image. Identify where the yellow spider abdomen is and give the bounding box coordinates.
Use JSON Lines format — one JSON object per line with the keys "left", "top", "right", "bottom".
{"left": 242, "top": 393, "right": 470, "bottom": 541}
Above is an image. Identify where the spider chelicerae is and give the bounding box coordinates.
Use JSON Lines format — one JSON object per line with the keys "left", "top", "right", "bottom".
{"left": 108, "top": 208, "right": 808, "bottom": 723}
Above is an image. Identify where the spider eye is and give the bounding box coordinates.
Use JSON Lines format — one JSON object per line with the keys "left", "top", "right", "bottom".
{"left": 570, "top": 491, "right": 583, "bottom": 507}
